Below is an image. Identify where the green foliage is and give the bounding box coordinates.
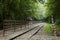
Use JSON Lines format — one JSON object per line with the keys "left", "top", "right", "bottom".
{"left": 0, "top": 0, "right": 60, "bottom": 28}
{"left": 44, "top": 16, "right": 51, "bottom": 23}
{"left": 33, "top": 3, "right": 43, "bottom": 20}
{"left": 44, "top": 0, "right": 60, "bottom": 35}
{"left": 55, "top": 19, "right": 60, "bottom": 25}
{"left": 44, "top": 0, "right": 60, "bottom": 24}
{"left": 44, "top": 0, "right": 56, "bottom": 17}
{"left": 0, "top": 0, "right": 46, "bottom": 21}
{"left": 44, "top": 23, "right": 52, "bottom": 34}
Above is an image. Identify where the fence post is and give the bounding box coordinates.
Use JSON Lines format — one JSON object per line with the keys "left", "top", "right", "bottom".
{"left": 3, "top": 20, "right": 5, "bottom": 36}
{"left": 14, "top": 20, "right": 16, "bottom": 32}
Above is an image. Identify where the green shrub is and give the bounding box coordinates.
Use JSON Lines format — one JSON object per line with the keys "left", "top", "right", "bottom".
{"left": 44, "top": 23, "right": 52, "bottom": 34}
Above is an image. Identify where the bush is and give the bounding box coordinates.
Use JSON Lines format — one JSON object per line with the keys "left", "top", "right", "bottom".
{"left": 44, "top": 23, "right": 52, "bottom": 34}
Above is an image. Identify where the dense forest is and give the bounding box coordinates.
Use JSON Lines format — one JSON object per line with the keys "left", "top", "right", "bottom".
{"left": 0, "top": 0, "right": 44, "bottom": 20}
{"left": 0, "top": 0, "right": 60, "bottom": 35}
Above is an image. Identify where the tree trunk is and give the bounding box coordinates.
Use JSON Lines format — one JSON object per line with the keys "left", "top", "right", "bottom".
{"left": 51, "top": 15, "right": 54, "bottom": 24}
{"left": 51, "top": 15, "right": 57, "bottom": 36}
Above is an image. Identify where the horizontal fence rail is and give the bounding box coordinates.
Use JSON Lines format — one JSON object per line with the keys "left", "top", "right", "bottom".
{"left": 1, "top": 20, "right": 40, "bottom": 36}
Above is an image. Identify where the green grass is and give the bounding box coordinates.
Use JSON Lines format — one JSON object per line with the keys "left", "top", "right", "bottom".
{"left": 44, "top": 23, "right": 60, "bottom": 35}
{"left": 44, "top": 23, "right": 52, "bottom": 34}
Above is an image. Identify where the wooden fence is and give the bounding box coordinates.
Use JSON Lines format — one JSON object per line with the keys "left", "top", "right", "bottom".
{"left": 1, "top": 20, "right": 40, "bottom": 36}
{"left": 2, "top": 20, "right": 31, "bottom": 36}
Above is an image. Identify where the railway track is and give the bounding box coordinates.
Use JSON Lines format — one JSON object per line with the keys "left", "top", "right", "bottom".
{"left": 10, "top": 24, "right": 43, "bottom": 40}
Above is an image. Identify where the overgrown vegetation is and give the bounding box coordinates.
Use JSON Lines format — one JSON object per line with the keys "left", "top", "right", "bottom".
{"left": 0, "top": 0, "right": 60, "bottom": 35}
{"left": 44, "top": 0, "right": 60, "bottom": 35}
{"left": 44, "top": 23, "right": 52, "bottom": 34}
